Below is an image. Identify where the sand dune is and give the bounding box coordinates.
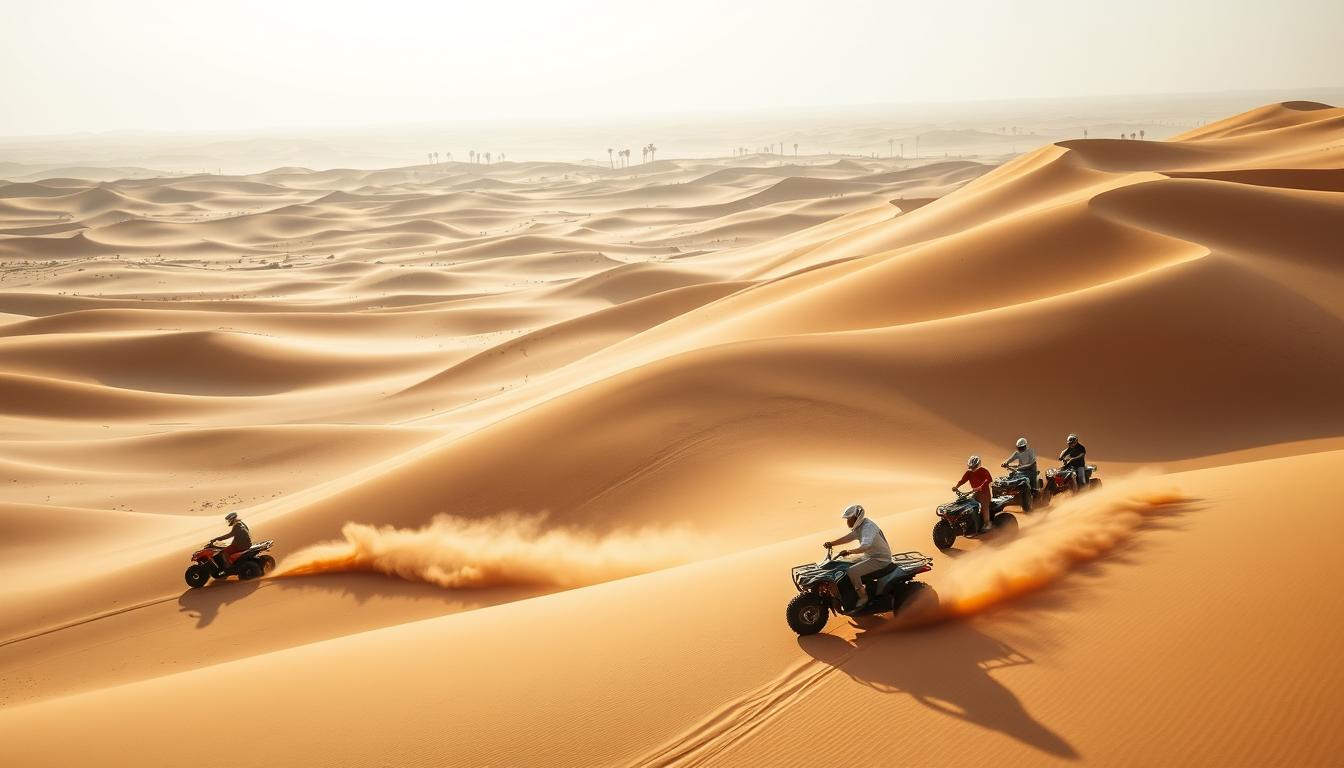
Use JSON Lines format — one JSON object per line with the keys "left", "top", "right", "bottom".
{"left": 2, "top": 101, "right": 1342, "bottom": 767}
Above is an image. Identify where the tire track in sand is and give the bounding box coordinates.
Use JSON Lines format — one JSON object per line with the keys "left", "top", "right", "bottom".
{"left": 626, "top": 642, "right": 853, "bottom": 768}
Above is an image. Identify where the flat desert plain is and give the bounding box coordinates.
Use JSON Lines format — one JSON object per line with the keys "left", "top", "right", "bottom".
{"left": 1, "top": 101, "right": 1343, "bottom": 767}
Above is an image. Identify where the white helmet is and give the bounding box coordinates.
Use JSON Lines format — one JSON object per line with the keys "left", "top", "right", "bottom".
{"left": 841, "top": 504, "right": 865, "bottom": 523}
{"left": 225, "top": 512, "right": 239, "bottom": 524}
{"left": 1067, "top": 433, "right": 1078, "bottom": 443}
{"left": 1016, "top": 438, "right": 1028, "bottom": 449}
{"left": 967, "top": 455, "right": 982, "bottom": 469}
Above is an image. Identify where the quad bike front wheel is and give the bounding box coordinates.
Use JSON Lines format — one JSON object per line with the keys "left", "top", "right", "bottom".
{"left": 184, "top": 564, "right": 210, "bottom": 589}
{"left": 787, "top": 593, "right": 830, "bottom": 635}
{"left": 932, "top": 519, "right": 957, "bottom": 551}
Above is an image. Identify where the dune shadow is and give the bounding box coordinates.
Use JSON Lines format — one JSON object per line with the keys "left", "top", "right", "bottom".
{"left": 177, "top": 579, "right": 262, "bottom": 629}
{"left": 799, "top": 624, "right": 1078, "bottom": 759}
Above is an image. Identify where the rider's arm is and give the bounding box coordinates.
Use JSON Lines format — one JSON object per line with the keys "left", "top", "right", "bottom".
{"left": 848, "top": 523, "right": 879, "bottom": 555}
{"left": 831, "top": 528, "right": 860, "bottom": 547}
{"left": 953, "top": 469, "right": 970, "bottom": 489}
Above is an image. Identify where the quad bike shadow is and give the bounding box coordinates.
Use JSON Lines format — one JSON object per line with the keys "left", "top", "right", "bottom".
{"left": 798, "top": 624, "right": 1078, "bottom": 759}
{"left": 178, "top": 578, "right": 263, "bottom": 629}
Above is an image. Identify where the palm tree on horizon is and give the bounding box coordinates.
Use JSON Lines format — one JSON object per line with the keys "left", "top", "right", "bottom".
{"left": 608, "top": 148, "right": 614, "bottom": 169}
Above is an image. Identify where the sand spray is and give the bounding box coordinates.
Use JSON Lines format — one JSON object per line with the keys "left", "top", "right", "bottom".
{"left": 897, "top": 475, "right": 1193, "bottom": 625}
{"left": 274, "top": 512, "right": 703, "bottom": 589}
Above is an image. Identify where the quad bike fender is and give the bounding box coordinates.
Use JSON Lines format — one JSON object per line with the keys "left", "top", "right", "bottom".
{"left": 871, "top": 570, "right": 910, "bottom": 595}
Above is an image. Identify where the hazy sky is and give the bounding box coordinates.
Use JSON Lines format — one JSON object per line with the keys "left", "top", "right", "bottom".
{"left": 3, "top": 0, "right": 1341, "bottom": 136}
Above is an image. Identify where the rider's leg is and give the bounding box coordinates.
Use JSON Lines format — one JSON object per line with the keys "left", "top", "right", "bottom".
{"left": 1077, "top": 463, "right": 1088, "bottom": 487}
{"left": 977, "top": 489, "right": 993, "bottom": 529}
{"left": 217, "top": 544, "right": 242, "bottom": 571}
{"left": 847, "top": 557, "right": 885, "bottom": 607}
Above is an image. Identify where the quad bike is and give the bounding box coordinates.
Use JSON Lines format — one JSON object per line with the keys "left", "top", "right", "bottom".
{"left": 993, "top": 465, "right": 1041, "bottom": 511}
{"left": 1042, "top": 461, "right": 1102, "bottom": 501}
{"left": 787, "top": 546, "right": 937, "bottom": 635}
{"left": 931, "top": 488, "right": 1019, "bottom": 551}
{"left": 184, "top": 539, "right": 276, "bottom": 588}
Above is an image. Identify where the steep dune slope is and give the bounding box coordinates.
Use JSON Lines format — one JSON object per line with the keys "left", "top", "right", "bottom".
{"left": 2, "top": 454, "right": 1342, "bottom": 768}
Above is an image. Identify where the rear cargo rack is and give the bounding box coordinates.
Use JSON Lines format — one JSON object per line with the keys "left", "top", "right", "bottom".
{"left": 891, "top": 551, "right": 934, "bottom": 569}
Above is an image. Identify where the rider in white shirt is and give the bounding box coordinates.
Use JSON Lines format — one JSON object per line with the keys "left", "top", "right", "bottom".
{"left": 1002, "top": 437, "right": 1039, "bottom": 489}
{"left": 823, "top": 504, "right": 892, "bottom": 609}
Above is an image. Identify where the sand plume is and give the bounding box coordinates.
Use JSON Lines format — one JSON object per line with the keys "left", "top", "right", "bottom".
{"left": 905, "top": 479, "right": 1192, "bottom": 624}
{"left": 275, "top": 513, "right": 705, "bottom": 589}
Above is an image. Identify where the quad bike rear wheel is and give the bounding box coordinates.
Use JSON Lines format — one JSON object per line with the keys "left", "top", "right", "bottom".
{"left": 787, "top": 593, "right": 830, "bottom": 635}
{"left": 238, "top": 560, "right": 264, "bottom": 581}
{"left": 259, "top": 555, "right": 276, "bottom": 574}
{"left": 184, "top": 564, "right": 210, "bottom": 589}
{"left": 1086, "top": 478, "right": 1102, "bottom": 491}
{"left": 991, "top": 512, "right": 1019, "bottom": 537}
{"left": 892, "top": 581, "right": 938, "bottom": 617}
{"left": 932, "top": 519, "right": 957, "bottom": 551}
{"left": 1020, "top": 487, "right": 1033, "bottom": 512}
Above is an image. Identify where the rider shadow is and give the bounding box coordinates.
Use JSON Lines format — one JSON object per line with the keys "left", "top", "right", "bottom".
{"left": 799, "top": 624, "right": 1078, "bottom": 760}
{"left": 177, "top": 579, "right": 263, "bottom": 629}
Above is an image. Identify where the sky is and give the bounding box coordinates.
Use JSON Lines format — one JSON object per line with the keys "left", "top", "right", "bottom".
{"left": 2, "top": 0, "right": 1342, "bottom": 137}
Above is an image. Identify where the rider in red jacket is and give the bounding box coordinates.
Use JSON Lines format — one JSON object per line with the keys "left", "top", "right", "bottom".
{"left": 955, "top": 455, "right": 995, "bottom": 532}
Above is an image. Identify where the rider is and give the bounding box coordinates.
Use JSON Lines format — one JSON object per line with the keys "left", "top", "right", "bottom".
{"left": 1059, "top": 434, "right": 1088, "bottom": 489}
{"left": 822, "top": 504, "right": 892, "bottom": 610}
{"left": 954, "top": 455, "right": 995, "bottom": 532}
{"left": 210, "top": 512, "right": 252, "bottom": 570}
{"left": 1002, "top": 437, "right": 1038, "bottom": 490}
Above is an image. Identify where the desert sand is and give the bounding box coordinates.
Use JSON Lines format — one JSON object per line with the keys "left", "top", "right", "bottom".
{"left": 1, "top": 100, "right": 1343, "bottom": 767}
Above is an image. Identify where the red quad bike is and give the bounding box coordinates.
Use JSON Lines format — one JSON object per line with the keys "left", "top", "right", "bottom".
{"left": 1042, "top": 461, "right": 1102, "bottom": 502}
{"left": 185, "top": 540, "right": 276, "bottom": 588}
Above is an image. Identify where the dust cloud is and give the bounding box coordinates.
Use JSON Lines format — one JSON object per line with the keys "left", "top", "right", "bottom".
{"left": 275, "top": 512, "right": 704, "bottom": 590}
